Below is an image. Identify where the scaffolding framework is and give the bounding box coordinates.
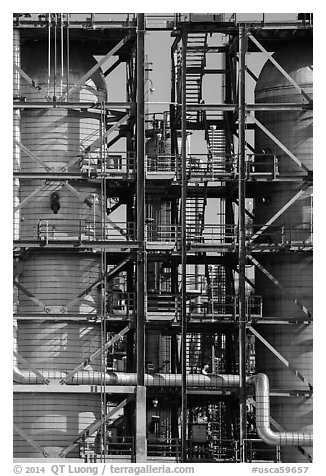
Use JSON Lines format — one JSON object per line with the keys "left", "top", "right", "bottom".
{"left": 13, "top": 13, "right": 313, "bottom": 463}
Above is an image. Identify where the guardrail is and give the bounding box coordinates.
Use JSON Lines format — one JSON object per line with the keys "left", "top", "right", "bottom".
{"left": 79, "top": 152, "right": 286, "bottom": 181}
{"left": 249, "top": 223, "right": 313, "bottom": 248}
{"left": 147, "top": 438, "right": 181, "bottom": 461}
{"left": 80, "top": 154, "right": 136, "bottom": 177}
{"left": 37, "top": 218, "right": 135, "bottom": 243}
{"left": 243, "top": 438, "right": 281, "bottom": 463}
{"left": 187, "top": 224, "right": 236, "bottom": 246}
{"left": 187, "top": 295, "right": 263, "bottom": 319}
{"left": 80, "top": 435, "right": 135, "bottom": 462}
{"left": 146, "top": 224, "right": 180, "bottom": 243}
{"left": 19, "top": 219, "right": 311, "bottom": 251}
{"left": 106, "top": 291, "right": 135, "bottom": 317}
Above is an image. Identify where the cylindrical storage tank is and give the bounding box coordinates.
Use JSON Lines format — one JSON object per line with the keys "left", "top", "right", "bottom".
{"left": 14, "top": 40, "right": 108, "bottom": 459}
{"left": 254, "top": 40, "right": 313, "bottom": 463}
{"left": 18, "top": 253, "right": 101, "bottom": 314}
{"left": 19, "top": 183, "right": 102, "bottom": 240}
{"left": 17, "top": 322, "right": 102, "bottom": 371}
{"left": 255, "top": 40, "right": 312, "bottom": 175}
{"left": 14, "top": 394, "right": 101, "bottom": 458}
{"left": 20, "top": 42, "right": 106, "bottom": 172}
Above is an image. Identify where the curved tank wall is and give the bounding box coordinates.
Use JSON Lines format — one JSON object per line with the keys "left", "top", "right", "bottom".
{"left": 14, "top": 394, "right": 101, "bottom": 458}
{"left": 18, "top": 253, "right": 101, "bottom": 313}
{"left": 254, "top": 40, "right": 313, "bottom": 463}
{"left": 19, "top": 183, "right": 102, "bottom": 240}
{"left": 14, "top": 40, "right": 107, "bottom": 458}
{"left": 20, "top": 42, "right": 106, "bottom": 174}
{"left": 255, "top": 40, "right": 312, "bottom": 175}
{"left": 17, "top": 322, "right": 102, "bottom": 371}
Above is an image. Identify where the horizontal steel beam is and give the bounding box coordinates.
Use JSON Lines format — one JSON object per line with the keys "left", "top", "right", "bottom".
{"left": 13, "top": 101, "right": 134, "bottom": 109}
{"left": 13, "top": 101, "right": 310, "bottom": 111}
{"left": 187, "top": 103, "right": 311, "bottom": 111}
{"left": 13, "top": 385, "right": 136, "bottom": 394}
{"left": 13, "top": 240, "right": 140, "bottom": 250}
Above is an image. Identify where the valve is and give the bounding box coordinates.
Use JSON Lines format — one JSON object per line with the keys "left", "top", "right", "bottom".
{"left": 50, "top": 191, "right": 60, "bottom": 214}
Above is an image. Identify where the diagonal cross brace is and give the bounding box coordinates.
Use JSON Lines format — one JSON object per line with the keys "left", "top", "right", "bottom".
{"left": 248, "top": 255, "right": 312, "bottom": 318}
{"left": 64, "top": 256, "right": 131, "bottom": 312}
{"left": 62, "top": 186, "right": 127, "bottom": 238}
{"left": 248, "top": 326, "right": 313, "bottom": 391}
{"left": 247, "top": 33, "right": 312, "bottom": 104}
{"left": 14, "top": 423, "right": 48, "bottom": 457}
{"left": 13, "top": 64, "right": 44, "bottom": 94}
{"left": 13, "top": 280, "right": 48, "bottom": 311}
{"left": 61, "top": 324, "right": 131, "bottom": 384}
{"left": 250, "top": 185, "right": 309, "bottom": 242}
{"left": 59, "top": 34, "right": 132, "bottom": 102}
{"left": 248, "top": 398, "right": 312, "bottom": 461}
{"left": 14, "top": 140, "right": 52, "bottom": 172}
{"left": 59, "top": 396, "right": 134, "bottom": 458}
{"left": 14, "top": 183, "right": 52, "bottom": 213}
{"left": 14, "top": 351, "right": 49, "bottom": 384}
{"left": 250, "top": 114, "right": 310, "bottom": 173}
{"left": 85, "top": 113, "right": 129, "bottom": 154}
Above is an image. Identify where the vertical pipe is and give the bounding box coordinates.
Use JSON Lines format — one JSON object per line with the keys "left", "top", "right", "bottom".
{"left": 238, "top": 25, "right": 247, "bottom": 457}
{"left": 181, "top": 28, "right": 188, "bottom": 463}
{"left": 136, "top": 12, "right": 145, "bottom": 388}
{"left": 136, "top": 13, "right": 147, "bottom": 463}
{"left": 13, "top": 29, "right": 21, "bottom": 241}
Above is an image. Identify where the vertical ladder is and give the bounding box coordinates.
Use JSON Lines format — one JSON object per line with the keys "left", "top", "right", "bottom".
{"left": 208, "top": 265, "right": 227, "bottom": 317}
{"left": 186, "top": 195, "right": 206, "bottom": 242}
{"left": 174, "top": 32, "right": 207, "bottom": 124}
{"left": 207, "top": 122, "right": 231, "bottom": 175}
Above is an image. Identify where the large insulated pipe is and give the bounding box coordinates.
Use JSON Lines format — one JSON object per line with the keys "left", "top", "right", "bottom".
{"left": 248, "top": 374, "right": 313, "bottom": 446}
{"left": 14, "top": 367, "right": 312, "bottom": 446}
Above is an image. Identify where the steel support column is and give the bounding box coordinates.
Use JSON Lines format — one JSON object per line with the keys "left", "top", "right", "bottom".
{"left": 136, "top": 13, "right": 147, "bottom": 463}
{"left": 181, "top": 29, "right": 188, "bottom": 463}
{"left": 238, "top": 25, "right": 247, "bottom": 457}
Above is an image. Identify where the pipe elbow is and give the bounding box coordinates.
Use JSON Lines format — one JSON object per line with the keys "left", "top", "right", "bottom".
{"left": 254, "top": 372, "right": 313, "bottom": 447}
{"left": 257, "top": 425, "right": 313, "bottom": 447}
{"left": 13, "top": 366, "right": 27, "bottom": 384}
{"left": 257, "top": 425, "right": 281, "bottom": 446}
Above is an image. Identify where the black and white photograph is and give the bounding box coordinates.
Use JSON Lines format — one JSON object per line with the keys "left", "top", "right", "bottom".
{"left": 8, "top": 5, "right": 318, "bottom": 474}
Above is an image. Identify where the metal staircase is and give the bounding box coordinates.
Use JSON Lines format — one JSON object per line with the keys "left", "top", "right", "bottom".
{"left": 186, "top": 196, "right": 206, "bottom": 241}
{"left": 208, "top": 264, "right": 229, "bottom": 318}
{"left": 207, "top": 122, "right": 232, "bottom": 176}
{"left": 186, "top": 33, "right": 207, "bottom": 123}
{"left": 176, "top": 32, "right": 207, "bottom": 124}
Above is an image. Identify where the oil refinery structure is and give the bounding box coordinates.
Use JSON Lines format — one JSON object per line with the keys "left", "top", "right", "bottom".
{"left": 13, "top": 13, "right": 313, "bottom": 463}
